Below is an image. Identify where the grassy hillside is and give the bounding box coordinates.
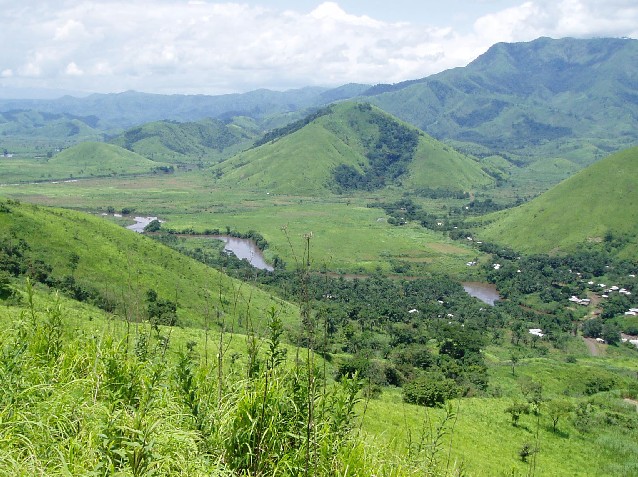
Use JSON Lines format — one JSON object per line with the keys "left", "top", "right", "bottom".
{"left": 478, "top": 146, "right": 638, "bottom": 257}
{"left": 212, "top": 102, "right": 494, "bottom": 195}
{"left": 109, "top": 118, "right": 257, "bottom": 163}
{"left": 0, "top": 142, "right": 174, "bottom": 183}
{"left": 0, "top": 287, "right": 407, "bottom": 476}
{"left": 0, "top": 198, "right": 298, "bottom": 329}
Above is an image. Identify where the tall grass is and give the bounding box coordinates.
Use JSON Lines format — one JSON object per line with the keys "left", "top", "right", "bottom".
{"left": 0, "top": 282, "right": 457, "bottom": 476}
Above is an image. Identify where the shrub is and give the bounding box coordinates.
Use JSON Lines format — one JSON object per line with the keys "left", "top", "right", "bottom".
{"left": 402, "top": 373, "right": 460, "bottom": 407}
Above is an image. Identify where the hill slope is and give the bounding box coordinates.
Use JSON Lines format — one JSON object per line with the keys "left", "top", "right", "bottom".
{"left": 212, "top": 102, "right": 494, "bottom": 194}
{"left": 0, "top": 199, "right": 298, "bottom": 328}
{"left": 49, "top": 142, "right": 169, "bottom": 176}
{"left": 109, "top": 118, "right": 257, "bottom": 163}
{"left": 478, "top": 146, "right": 638, "bottom": 257}
{"left": 367, "top": 37, "right": 638, "bottom": 181}
{"left": 0, "top": 109, "right": 101, "bottom": 140}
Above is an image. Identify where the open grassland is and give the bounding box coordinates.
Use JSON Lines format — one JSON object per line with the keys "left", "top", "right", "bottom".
{"left": 478, "top": 146, "right": 638, "bottom": 259}
{"left": 0, "top": 173, "right": 482, "bottom": 276}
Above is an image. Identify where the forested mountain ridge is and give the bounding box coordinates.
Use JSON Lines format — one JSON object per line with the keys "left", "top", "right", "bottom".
{"left": 0, "top": 84, "right": 370, "bottom": 130}
{"left": 366, "top": 37, "right": 638, "bottom": 179}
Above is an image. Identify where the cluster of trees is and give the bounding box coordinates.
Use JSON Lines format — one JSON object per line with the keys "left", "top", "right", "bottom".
{"left": 163, "top": 226, "right": 269, "bottom": 252}
{"left": 471, "top": 239, "right": 636, "bottom": 338}
{"left": 369, "top": 197, "right": 455, "bottom": 229}
{"left": 255, "top": 271, "right": 498, "bottom": 405}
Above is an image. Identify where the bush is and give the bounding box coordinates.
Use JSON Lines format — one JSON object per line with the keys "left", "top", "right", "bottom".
{"left": 402, "top": 373, "right": 460, "bottom": 407}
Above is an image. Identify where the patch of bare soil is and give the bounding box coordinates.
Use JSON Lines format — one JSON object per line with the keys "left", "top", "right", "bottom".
{"left": 582, "top": 336, "right": 603, "bottom": 357}
{"left": 624, "top": 398, "right": 638, "bottom": 412}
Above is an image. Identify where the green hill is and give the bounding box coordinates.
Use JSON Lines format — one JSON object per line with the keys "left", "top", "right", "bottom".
{"left": 48, "top": 142, "right": 169, "bottom": 176}
{"left": 478, "top": 146, "right": 638, "bottom": 257}
{"left": 0, "top": 142, "right": 174, "bottom": 183}
{"left": 109, "top": 118, "right": 257, "bottom": 163}
{"left": 212, "top": 102, "right": 494, "bottom": 194}
{"left": 0, "top": 109, "right": 102, "bottom": 140}
{"left": 0, "top": 198, "right": 298, "bottom": 328}
{"left": 366, "top": 37, "right": 638, "bottom": 185}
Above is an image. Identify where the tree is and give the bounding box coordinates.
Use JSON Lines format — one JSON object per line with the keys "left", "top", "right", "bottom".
{"left": 582, "top": 318, "right": 602, "bottom": 338}
{"left": 146, "top": 289, "right": 178, "bottom": 327}
{"left": 510, "top": 352, "right": 520, "bottom": 376}
{"left": 520, "top": 378, "right": 544, "bottom": 414}
{"left": 0, "top": 270, "right": 15, "bottom": 300}
{"left": 546, "top": 399, "right": 573, "bottom": 432}
{"left": 505, "top": 400, "right": 530, "bottom": 426}
{"left": 601, "top": 322, "right": 621, "bottom": 345}
{"left": 144, "top": 219, "right": 162, "bottom": 233}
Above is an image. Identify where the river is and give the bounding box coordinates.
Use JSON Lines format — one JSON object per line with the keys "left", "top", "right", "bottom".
{"left": 214, "top": 235, "right": 274, "bottom": 272}
{"left": 462, "top": 282, "right": 501, "bottom": 306}
{"left": 126, "top": 216, "right": 160, "bottom": 233}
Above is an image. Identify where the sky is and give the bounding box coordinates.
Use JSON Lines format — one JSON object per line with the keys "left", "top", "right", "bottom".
{"left": 1, "top": 0, "right": 637, "bottom": 97}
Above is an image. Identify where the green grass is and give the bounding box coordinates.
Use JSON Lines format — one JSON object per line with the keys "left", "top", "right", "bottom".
{"left": 362, "top": 336, "right": 638, "bottom": 477}
{"left": 0, "top": 199, "right": 299, "bottom": 330}
{"left": 478, "top": 146, "right": 638, "bottom": 258}
{"left": 0, "top": 142, "right": 171, "bottom": 182}
{"left": 0, "top": 174, "right": 482, "bottom": 276}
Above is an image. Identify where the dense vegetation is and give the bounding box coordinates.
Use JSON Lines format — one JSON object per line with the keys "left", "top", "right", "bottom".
{"left": 0, "top": 287, "right": 385, "bottom": 476}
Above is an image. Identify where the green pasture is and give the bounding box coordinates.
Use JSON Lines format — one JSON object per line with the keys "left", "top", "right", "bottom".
{"left": 0, "top": 142, "right": 171, "bottom": 183}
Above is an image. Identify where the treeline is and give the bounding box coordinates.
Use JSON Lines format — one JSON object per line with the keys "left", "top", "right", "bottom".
{"left": 162, "top": 226, "right": 269, "bottom": 251}
{"left": 252, "top": 106, "right": 334, "bottom": 147}
{"left": 368, "top": 197, "right": 461, "bottom": 229}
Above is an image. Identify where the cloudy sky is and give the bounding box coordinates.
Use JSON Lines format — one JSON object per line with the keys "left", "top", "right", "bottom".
{"left": 1, "top": 0, "right": 637, "bottom": 97}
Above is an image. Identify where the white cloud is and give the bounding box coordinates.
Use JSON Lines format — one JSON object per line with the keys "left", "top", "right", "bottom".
{"left": 473, "top": 0, "right": 638, "bottom": 42}
{"left": 0, "top": 0, "right": 635, "bottom": 95}
{"left": 65, "top": 62, "right": 83, "bottom": 76}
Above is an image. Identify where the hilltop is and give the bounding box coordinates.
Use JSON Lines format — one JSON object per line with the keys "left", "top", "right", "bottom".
{"left": 478, "top": 145, "right": 638, "bottom": 258}
{"left": 211, "top": 102, "right": 494, "bottom": 194}
{"left": 108, "top": 118, "right": 258, "bottom": 164}
{"left": 0, "top": 142, "right": 174, "bottom": 183}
